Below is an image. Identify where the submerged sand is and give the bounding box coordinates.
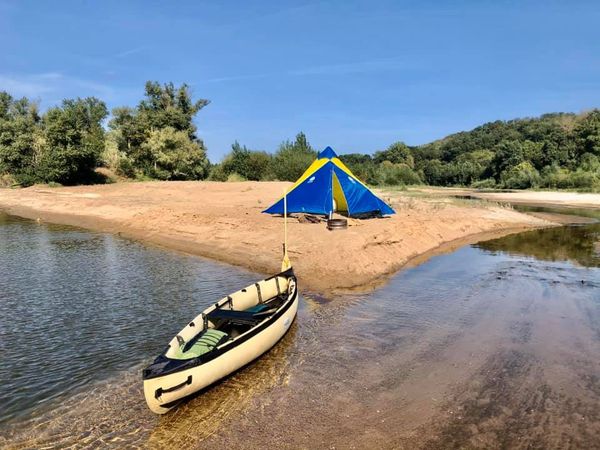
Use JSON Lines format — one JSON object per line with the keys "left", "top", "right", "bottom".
{"left": 0, "top": 181, "right": 554, "bottom": 294}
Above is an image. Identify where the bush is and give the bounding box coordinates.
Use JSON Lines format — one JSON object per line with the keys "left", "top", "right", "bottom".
{"left": 226, "top": 172, "right": 246, "bottom": 182}
{"left": 339, "top": 154, "right": 379, "bottom": 185}
{"left": 270, "top": 132, "right": 317, "bottom": 181}
{"left": 471, "top": 178, "right": 497, "bottom": 189}
{"left": 580, "top": 153, "right": 600, "bottom": 172}
{"left": 569, "top": 170, "right": 598, "bottom": 189}
{"left": 14, "top": 171, "right": 39, "bottom": 187}
{"left": 500, "top": 161, "right": 540, "bottom": 189}
{"left": 0, "top": 173, "right": 17, "bottom": 187}
{"left": 117, "top": 157, "right": 136, "bottom": 178}
{"left": 39, "top": 97, "right": 108, "bottom": 184}
{"left": 208, "top": 163, "right": 228, "bottom": 181}
{"left": 141, "top": 127, "right": 209, "bottom": 180}
{"left": 101, "top": 130, "right": 122, "bottom": 169}
{"left": 540, "top": 165, "right": 571, "bottom": 189}
{"left": 374, "top": 142, "right": 414, "bottom": 168}
{"left": 377, "top": 161, "right": 422, "bottom": 185}
{"left": 220, "top": 142, "right": 272, "bottom": 180}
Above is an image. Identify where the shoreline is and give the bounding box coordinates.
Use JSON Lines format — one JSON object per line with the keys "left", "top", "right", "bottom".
{"left": 1, "top": 204, "right": 545, "bottom": 295}
{"left": 0, "top": 182, "right": 557, "bottom": 295}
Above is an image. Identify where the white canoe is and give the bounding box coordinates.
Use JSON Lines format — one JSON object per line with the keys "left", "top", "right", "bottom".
{"left": 142, "top": 267, "right": 298, "bottom": 414}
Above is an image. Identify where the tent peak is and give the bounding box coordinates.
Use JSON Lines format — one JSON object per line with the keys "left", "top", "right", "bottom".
{"left": 318, "top": 146, "right": 338, "bottom": 159}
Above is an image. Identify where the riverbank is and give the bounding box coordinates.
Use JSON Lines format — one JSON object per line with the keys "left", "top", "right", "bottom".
{"left": 0, "top": 181, "right": 554, "bottom": 294}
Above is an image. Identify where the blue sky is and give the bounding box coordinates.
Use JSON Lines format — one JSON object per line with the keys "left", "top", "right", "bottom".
{"left": 1, "top": 1, "right": 599, "bottom": 161}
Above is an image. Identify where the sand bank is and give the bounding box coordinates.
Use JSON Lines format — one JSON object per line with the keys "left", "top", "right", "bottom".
{"left": 0, "top": 181, "right": 553, "bottom": 294}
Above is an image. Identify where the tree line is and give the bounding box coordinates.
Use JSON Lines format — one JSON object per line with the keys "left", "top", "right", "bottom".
{"left": 0, "top": 82, "right": 211, "bottom": 186}
{"left": 1, "top": 81, "right": 599, "bottom": 191}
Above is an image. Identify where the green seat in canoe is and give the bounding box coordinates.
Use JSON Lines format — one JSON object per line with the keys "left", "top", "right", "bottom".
{"left": 172, "top": 329, "right": 228, "bottom": 360}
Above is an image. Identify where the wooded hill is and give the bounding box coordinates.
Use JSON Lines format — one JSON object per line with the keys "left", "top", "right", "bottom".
{"left": 341, "top": 112, "right": 600, "bottom": 191}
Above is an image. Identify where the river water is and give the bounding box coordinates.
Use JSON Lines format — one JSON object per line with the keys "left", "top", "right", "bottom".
{"left": 0, "top": 209, "right": 599, "bottom": 448}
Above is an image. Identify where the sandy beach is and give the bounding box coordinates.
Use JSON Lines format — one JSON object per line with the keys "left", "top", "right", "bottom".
{"left": 0, "top": 181, "right": 555, "bottom": 294}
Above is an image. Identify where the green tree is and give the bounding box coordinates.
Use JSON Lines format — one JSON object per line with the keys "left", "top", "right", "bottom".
{"left": 109, "top": 82, "right": 210, "bottom": 178}
{"left": 109, "top": 107, "right": 146, "bottom": 157}
{"left": 219, "top": 141, "right": 272, "bottom": 181}
{"left": 208, "top": 163, "right": 228, "bottom": 181}
{"left": 501, "top": 161, "right": 540, "bottom": 189}
{"left": 221, "top": 141, "right": 250, "bottom": 179}
{"left": 38, "top": 97, "right": 108, "bottom": 184}
{"left": 580, "top": 153, "right": 600, "bottom": 172}
{"left": 0, "top": 93, "right": 43, "bottom": 185}
{"left": 453, "top": 150, "right": 495, "bottom": 184}
{"left": 377, "top": 161, "right": 421, "bottom": 185}
{"left": 141, "top": 127, "right": 209, "bottom": 180}
{"left": 491, "top": 140, "right": 525, "bottom": 177}
{"left": 521, "top": 139, "right": 544, "bottom": 169}
{"left": 138, "top": 81, "right": 209, "bottom": 139}
{"left": 244, "top": 150, "right": 272, "bottom": 180}
{"left": 339, "top": 153, "right": 378, "bottom": 185}
{"left": 576, "top": 110, "right": 600, "bottom": 157}
{"left": 374, "top": 141, "right": 414, "bottom": 168}
{"left": 271, "top": 132, "right": 317, "bottom": 181}
{"left": 422, "top": 159, "right": 446, "bottom": 185}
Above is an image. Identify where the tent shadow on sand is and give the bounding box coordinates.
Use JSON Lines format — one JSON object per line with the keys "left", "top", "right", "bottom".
{"left": 263, "top": 147, "right": 395, "bottom": 219}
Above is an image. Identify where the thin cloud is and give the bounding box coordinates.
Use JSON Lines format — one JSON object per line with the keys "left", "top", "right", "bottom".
{"left": 0, "top": 74, "right": 53, "bottom": 97}
{"left": 114, "top": 47, "right": 147, "bottom": 58}
{"left": 201, "top": 56, "right": 412, "bottom": 84}
{"left": 291, "top": 57, "right": 411, "bottom": 76}
{"left": 0, "top": 72, "right": 117, "bottom": 103}
{"left": 203, "top": 73, "right": 273, "bottom": 83}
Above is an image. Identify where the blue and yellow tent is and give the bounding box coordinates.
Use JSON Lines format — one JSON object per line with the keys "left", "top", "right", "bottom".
{"left": 263, "top": 147, "right": 395, "bottom": 217}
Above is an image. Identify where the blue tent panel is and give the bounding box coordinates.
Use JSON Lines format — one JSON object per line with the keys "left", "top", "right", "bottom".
{"left": 263, "top": 162, "right": 333, "bottom": 215}
{"left": 332, "top": 166, "right": 395, "bottom": 216}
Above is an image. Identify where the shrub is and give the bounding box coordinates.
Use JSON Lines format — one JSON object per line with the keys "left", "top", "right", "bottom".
{"left": 374, "top": 142, "right": 414, "bottom": 168}
{"left": 0, "top": 173, "right": 17, "bottom": 187}
{"left": 270, "top": 132, "right": 317, "bottom": 181}
{"left": 471, "top": 178, "right": 497, "bottom": 189}
{"left": 141, "top": 127, "right": 209, "bottom": 180}
{"left": 500, "top": 161, "right": 540, "bottom": 189}
{"left": 569, "top": 170, "right": 598, "bottom": 189}
{"left": 377, "top": 161, "right": 422, "bottom": 185}
{"left": 339, "top": 154, "right": 379, "bottom": 184}
{"left": 117, "top": 157, "right": 136, "bottom": 178}
{"left": 221, "top": 142, "right": 272, "bottom": 180}
{"left": 226, "top": 172, "right": 246, "bottom": 182}
{"left": 208, "top": 163, "right": 228, "bottom": 181}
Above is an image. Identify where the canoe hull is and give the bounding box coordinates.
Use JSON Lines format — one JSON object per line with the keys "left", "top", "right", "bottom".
{"left": 143, "top": 285, "right": 298, "bottom": 414}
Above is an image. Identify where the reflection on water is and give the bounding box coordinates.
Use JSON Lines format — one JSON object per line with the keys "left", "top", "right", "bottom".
{"left": 476, "top": 222, "right": 600, "bottom": 268}
{"left": 1, "top": 209, "right": 600, "bottom": 449}
{"left": 513, "top": 204, "right": 600, "bottom": 221}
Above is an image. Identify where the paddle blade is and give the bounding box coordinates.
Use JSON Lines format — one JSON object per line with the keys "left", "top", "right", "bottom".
{"left": 281, "top": 253, "right": 292, "bottom": 271}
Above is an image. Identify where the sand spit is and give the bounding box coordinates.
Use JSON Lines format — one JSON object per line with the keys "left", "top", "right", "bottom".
{"left": 0, "top": 181, "right": 553, "bottom": 294}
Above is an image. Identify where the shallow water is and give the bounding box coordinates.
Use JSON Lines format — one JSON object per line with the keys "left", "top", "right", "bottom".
{"left": 1, "top": 210, "right": 599, "bottom": 448}
{"left": 0, "top": 213, "right": 264, "bottom": 425}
